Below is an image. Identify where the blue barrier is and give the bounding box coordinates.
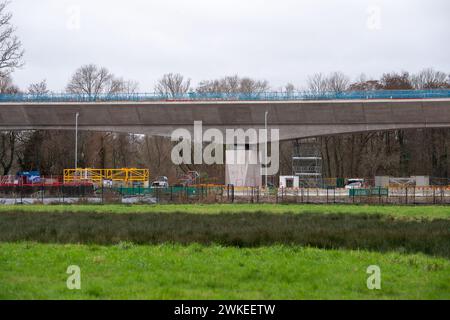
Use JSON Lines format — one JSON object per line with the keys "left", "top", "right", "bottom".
{"left": 0, "top": 89, "right": 449, "bottom": 103}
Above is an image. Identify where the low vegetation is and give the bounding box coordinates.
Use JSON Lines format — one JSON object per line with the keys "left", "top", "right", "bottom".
{"left": 0, "top": 206, "right": 449, "bottom": 257}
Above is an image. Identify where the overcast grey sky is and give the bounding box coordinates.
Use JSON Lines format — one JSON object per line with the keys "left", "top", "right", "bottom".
{"left": 9, "top": 0, "right": 450, "bottom": 92}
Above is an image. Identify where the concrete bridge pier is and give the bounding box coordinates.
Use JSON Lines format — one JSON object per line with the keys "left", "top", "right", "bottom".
{"left": 225, "top": 144, "right": 262, "bottom": 187}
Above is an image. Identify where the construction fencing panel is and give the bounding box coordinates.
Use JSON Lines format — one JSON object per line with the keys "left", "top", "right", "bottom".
{"left": 0, "top": 185, "right": 449, "bottom": 205}
{"left": 0, "top": 184, "right": 97, "bottom": 205}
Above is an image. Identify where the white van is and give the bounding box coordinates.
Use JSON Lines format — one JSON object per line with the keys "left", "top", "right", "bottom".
{"left": 151, "top": 176, "right": 169, "bottom": 188}
{"left": 345, "top": 178, "right": 364, "bottom": 189}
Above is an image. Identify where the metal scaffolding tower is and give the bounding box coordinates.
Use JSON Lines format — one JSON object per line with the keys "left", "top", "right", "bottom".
{"left": 292, "top": 138, "right": 323, "bottom": 187}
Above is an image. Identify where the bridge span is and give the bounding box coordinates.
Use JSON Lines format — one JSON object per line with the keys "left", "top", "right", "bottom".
{"left": 1, "top": 98, "right": 450, "bottom": 141}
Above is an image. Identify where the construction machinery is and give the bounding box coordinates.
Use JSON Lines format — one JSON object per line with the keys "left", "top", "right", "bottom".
{"left": 175, "top": 171, "right": 200, "bottom": 187}
{"left": 17, "top": 171, "right": 41, "bottom": 184}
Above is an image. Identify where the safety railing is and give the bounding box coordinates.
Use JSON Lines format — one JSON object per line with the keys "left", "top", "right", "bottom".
{"left": 63, "top": 168, "right": 150, "bottom": 184}
{"left": 1, "top": 183, "right": 449, "bottom": 205}
{"left": 0, "top": 89, "right": 449, "bottom": 103}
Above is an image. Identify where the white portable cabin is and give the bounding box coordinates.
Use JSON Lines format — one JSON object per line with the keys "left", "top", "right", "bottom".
{"left": 279, "top": 176, "right": 300, "bottom": 188}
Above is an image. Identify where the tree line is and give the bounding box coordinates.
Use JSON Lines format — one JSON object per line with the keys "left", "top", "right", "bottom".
{"left": 0, "top": 1, "right": 449, "bottom": 182}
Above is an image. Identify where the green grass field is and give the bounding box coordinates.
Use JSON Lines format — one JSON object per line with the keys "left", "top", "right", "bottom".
{"left": 1, "top": 243, "right": 449, "bottom": 300}
{"left": 0, "top": 204, "right": 449, "bottom": 299}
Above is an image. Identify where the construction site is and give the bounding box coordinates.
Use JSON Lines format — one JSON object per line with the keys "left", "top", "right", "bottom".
{"left": 1, "top": 163, "right": 449, "bottom": 205}
{"left": 1, "top": 132, "right": 450, "bottom": 205}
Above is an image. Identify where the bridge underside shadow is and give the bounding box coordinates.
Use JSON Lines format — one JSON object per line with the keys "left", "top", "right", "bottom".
{"left": 4, "top": 122, "right": 450, "bottom": 141}
{"left": 1, "top": 98, "right": 449, "bottom": 141}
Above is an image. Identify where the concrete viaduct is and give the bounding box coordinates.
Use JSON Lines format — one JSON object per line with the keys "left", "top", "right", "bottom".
{"left": 1, "top": 98, "right": 450, "bottom": 141}
{"left": 2, "top": 97, "right": 450, "bottom": 186}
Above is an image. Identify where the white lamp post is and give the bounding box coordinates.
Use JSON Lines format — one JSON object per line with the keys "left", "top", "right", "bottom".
{"left": 264, "top": 110, "right": 269, "bottom": 188}
{"left": 75, "top": 112, "right": 79, "bottom": 169}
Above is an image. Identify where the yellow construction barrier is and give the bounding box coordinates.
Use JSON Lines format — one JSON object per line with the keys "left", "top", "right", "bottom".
{"left": 64, "top": 168, "right": 149, "bottom": 184}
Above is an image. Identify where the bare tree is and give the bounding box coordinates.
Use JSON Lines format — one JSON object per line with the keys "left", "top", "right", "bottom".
{"left": 64, "top": 65, "right": 141, "bottom": 168}
{"left": 0, "top": 74, "right": 19, "bottom": 174}
{"left": 197, "top": 76, "right": 237, "bottom": 94}
{"left": 239, "top": 77, "right": 270, "bottom": 93}
{"left": 119, "top": 79, "right": 139, "bottom": 94}
{"left": 349, "top": 74, "right": 382, "bottom": 91}
{"left": 0, "top": 2, "right": 28, "bottom": 175}
{"left": 196, "top": 75, "right": 269, "bottom": 94}
{"left": 411, "top": 68, "right": 448, "bottom": 89}
{"left": 327, "top": 72, "right": 349, "bottom": 93}
{"left": 19, "top": 80, "right": 50, "bottom": 172}
{"left": 66, "top": 64, "right": 111, "bottom": 95}
{"left": 0, "top": 1, "right": 24, "bottom": 75}
{"left": 307, "top": 73, "right": 328, "bottom": 94}
{"left": 108, "top": 78, "right": 140, "bottom": 95}
{"left": 155, "top": 73, "right": 191, "bottom": 97}
{"left": 379, "top": 71, "right": 413, "bottom": 90}
{"left": 0, "top": 73, "right": 18, "bottom": 93}
{"left": 0, "top": 130, "right": 16, "bottom": 175}
{"left": 220, "top": 75, "right": 240, "bottom": 93}
{"left": 28, "top": 79, "right": 49, "bottom": 95}
{"left": 66, "top": 64, "right": 126, "bottom": 96}
{"left": 285, "top": 83, "right": 295, "bottom": 93}
{"left": 307, "top": 72, "right": 349, "bottom": 94}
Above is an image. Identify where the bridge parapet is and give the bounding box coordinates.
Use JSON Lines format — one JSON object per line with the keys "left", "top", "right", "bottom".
{"left": 0, "top": 89, "right": 450, "bottom": 103}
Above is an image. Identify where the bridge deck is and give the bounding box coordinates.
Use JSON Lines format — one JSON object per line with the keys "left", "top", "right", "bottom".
{"left": 0, "top": 97, "right": 449, "bottom": 141}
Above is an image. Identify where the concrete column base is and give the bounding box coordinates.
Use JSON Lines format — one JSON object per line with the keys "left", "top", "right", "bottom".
{"left": 225, "top": 144, "right": 262, "bottom": 187}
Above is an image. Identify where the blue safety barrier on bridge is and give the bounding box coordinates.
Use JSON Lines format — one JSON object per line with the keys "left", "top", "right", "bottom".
{"left": 0, "top": 89, "right": 449, "bottom": 103}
